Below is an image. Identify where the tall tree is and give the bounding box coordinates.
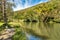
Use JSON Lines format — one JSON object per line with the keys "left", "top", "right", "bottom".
{"left": 1, "top": 0, "right": 15, "bottom": 27}
{"left": 1, "top": 0, "right": 7, "bottom": 25}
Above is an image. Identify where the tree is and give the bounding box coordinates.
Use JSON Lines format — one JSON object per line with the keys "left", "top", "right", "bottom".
{"left": 1, "top": 0, "right": 7, "bottom": 25}
{"left": 0, "top": 0, "right": 15, "bottom": 27}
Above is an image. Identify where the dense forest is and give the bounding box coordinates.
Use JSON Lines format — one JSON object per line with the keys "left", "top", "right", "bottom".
{"left": 0, "top": 0, "right": 60, "bottom": 23}
{"left": 13, "top": 0, "right": 60, "bottom": 22}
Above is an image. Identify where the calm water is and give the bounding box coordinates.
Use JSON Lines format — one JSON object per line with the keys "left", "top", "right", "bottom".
{"left": 20, "top": 22, "right": 60, "bottom": 40}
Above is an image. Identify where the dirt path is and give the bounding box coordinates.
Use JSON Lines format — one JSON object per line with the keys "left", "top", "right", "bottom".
{"left": 0, "top": 28, "right": 15, "bottom": 40}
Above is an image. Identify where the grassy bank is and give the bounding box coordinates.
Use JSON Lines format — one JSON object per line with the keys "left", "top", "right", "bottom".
{"left": 0, "top": 22, "right": 27, "bottom": 40}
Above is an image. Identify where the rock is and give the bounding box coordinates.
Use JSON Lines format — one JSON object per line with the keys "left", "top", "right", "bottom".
{"left": 0, "top": 28, "right": 15, "bottom": 40}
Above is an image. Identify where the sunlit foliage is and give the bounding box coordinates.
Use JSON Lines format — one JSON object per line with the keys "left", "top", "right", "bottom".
{"left": 14, "top": 0, "right": 60, "bottom": 22}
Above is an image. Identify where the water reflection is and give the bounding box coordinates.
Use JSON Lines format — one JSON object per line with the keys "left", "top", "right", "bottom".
{"left": 21, "top": 22, "right": 60, "bottom": 40}
{"left": 26, "top": 33, "right": 42, "bottom": 40}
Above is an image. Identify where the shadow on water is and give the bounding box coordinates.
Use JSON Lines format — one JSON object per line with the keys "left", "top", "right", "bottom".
{"left": 20, "top": 22, "right": 60, "bottom": 40}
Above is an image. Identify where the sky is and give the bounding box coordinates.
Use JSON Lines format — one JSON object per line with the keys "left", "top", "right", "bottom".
{"left": 12, "top": 0, "right": 48, "bottom": 11}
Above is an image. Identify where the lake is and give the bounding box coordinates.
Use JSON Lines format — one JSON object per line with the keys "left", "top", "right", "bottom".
{"left": 15, "top": 22, "right": 60, "bottom": 40}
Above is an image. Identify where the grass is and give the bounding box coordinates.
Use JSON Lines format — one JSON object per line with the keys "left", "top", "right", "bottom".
{"left": 0, "top": 22, "right": 4, "bottom": 27}
{"left": 12, "top": 25, "right": 26, "bottom": 40}
{"left": 0, "top": 22, "right": 4, "bottom": 32}
{"left": 0, "top": 22, "right": 20, "bottom": 31}
{"left": 0, "top": 21, "right": 27, "bottom": 40}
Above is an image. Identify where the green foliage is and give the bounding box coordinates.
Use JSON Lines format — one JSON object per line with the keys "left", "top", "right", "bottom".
{"left": 13, "top": 0, "right": 60, "bottom": 22}
{"left": 0, "top": 0, "right": 15, "bottom": 22}
{"left": 12, "top": 27, "right": 26, "bottom": 40}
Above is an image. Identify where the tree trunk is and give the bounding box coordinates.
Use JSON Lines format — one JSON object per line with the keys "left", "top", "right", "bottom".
{"left": 2, "top": 0, "right": 8, "bottom": 26}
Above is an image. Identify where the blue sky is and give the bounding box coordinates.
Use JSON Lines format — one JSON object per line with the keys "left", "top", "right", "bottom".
{"left": 26, "top": 33, "right": 42, "bottom": 40}
{"left": 13, "top": 0, "right": 48, "bottom": 11}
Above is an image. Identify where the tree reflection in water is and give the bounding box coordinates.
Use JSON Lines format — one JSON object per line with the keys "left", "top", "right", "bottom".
{"left": 21, "top": 22, "right": 60, "bottom": 40}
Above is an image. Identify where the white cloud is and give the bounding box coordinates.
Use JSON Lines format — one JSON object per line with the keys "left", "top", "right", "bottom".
{"left": 13, "top": 0, "right": 32, "bottom": 11}
{"left": 13, "top": 0, "right": 48, "bottom": 11}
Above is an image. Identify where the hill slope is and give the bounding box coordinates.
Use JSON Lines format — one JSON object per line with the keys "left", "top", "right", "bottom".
{"left": 14, "top": 0, "right": 60, "bottom": 22}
